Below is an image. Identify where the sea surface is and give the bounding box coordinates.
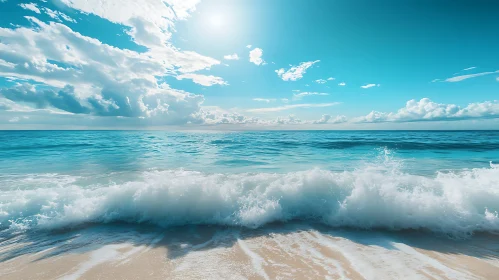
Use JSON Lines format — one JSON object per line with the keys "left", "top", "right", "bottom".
{"left": 0, "top": 130, "right": 499, "bottom": 238}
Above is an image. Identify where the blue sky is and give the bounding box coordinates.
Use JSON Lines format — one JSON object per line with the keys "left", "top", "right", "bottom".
{"left": 0, "top": 0, "right": 498, "bottom": 129}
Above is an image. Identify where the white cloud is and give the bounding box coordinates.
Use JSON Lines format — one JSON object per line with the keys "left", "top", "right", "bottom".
{"left": 59, "top": 0, "right": 200, "bottom": 48}
{"left": 444, "top": 71, "right": 499, "bottom": 82}
{"left": 247, "top": 102, "right": 340, "bottom": 113}
{"left": 274, "top": 115, "right": 304, "bottom": 125}
{"left": 315, "top": 79, "right": 327, "bottom": 84}
{"left": 223, "top": 53, "right": 239, "bottom": 60}
{"left": 361, "top": 83, "right": 380, "bottom": 89}
{"left": 249, "top": 48, "right": 265, "bottom": 66}
{"left": 312, "top": 114, "right": 347, "bottom": 124}
{"left": 253, "top": 98, "right": 276, "bottom": 103}
{"left": 0, "top": 59, "right": 15, "bottom": 69}
{"left": 327, "top": 77, "right": 335, "bottom": 81}
{"left": 281, "top": 98, "right": 289, "bottom": 103}
{"left": 176, "top": 73, "right": 228, "bottom": 86}
{"left": 463, "top": 67, "right": 476, "bottom": 71}
{"left": 42, "top": 8, "right": 77, "bottom": 23}
{"left": 196, "top": 110, "right": 347, "bottom": 126}
{"left": 431, "top": 79, "right": 440, "bottom": 83}
{"left": 195, "top": 109, "right": 300, "bottom": 126}
{"left": 195, "top": 107, "right": 262, "bottom": 125}
{"left": 246, "top": 45, "right": 252, "bottom": 49}
{"left": 338, "top": 82, "right": 346, "bottom": 86}
{"left": 0, "top": 96, "right": 33, "bottom": 112}
{"left": 20, "top": 3, "right": 41, "bottom": 14}
{"left": 292, "top": 92, "right": 328, "bottom": 100}
{"left": 275, "top": 60, "right": 319, "bottom": 81}
{"left": 355, "top": 98, "right": 499, "bottom": 123}
{"left": 6, "top": 115, "right": 29, "bottom": 123}
{"left": 0, "top": 16, "right": 221, "bottom": 124}
{"left": 496, "top": 77, "right": 499, "bottom": 82}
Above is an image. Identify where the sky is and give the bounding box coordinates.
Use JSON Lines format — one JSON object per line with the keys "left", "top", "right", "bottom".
{"left": 0, "top": 0, "right": 498, "bottom": 130}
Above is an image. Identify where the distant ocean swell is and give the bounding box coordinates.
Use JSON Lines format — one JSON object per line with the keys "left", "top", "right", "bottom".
{"left": 1, "top": 160, "right": 498, "bottom": 239}
{"left": 211, "top": 139, "right": 499, "bottom": 151}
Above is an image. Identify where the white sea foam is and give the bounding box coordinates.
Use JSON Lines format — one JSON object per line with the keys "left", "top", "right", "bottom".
{"left": 0, "top": 159, "right": 498, "bottom": 239}
{"left": 237, "top": 237, "right": 269, "bottom": 280}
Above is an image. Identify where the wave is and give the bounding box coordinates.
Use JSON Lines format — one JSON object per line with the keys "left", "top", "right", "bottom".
{"left": 243, "top": 140, "right": 499, "bottom": 151}
{"left": 0, "top": 143, "right": 94, "bottom": 152}
{"left": 1, "top": 159, "right": 499, "bottom": 239}
{"left": 309, "top": 141, "right": 499, "bottom": 151}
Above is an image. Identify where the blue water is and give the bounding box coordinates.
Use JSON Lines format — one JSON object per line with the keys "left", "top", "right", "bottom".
{"left": 0, "top": 130, "right": 498, "bottom": 238}
{"left": 1, "top": 130, "right": 498, "bottom": 175}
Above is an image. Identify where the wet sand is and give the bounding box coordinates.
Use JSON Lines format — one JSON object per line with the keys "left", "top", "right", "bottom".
{"left": 0, "top": 223, "right": 498, "bottom": 279}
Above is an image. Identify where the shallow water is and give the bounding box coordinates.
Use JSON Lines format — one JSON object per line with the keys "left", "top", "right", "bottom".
{"left": 1, "top": 223, "right": 498, "bottom": 280}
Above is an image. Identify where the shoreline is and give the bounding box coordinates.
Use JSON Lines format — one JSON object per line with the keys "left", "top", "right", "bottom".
{"left": 1, "top": 223, "right": 498, "bottom": 279}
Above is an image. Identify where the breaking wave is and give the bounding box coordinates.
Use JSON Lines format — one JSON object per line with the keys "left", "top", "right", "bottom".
{"left": 1, "top": 158, "right": 498, "bottom": 239}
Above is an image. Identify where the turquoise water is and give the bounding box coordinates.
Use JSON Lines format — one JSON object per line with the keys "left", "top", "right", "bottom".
{"left": 1, "top": 130, "right": 498, "bottom": 175}
{"left": 0, "top": 130, "right": 499, "bottom": 238}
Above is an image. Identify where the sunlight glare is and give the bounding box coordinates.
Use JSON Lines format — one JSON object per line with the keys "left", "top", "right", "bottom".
{"left": 209, "top": 14, "right": 224, "bottom": 28}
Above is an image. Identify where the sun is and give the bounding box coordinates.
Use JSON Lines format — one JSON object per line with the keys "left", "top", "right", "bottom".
{"left": 208, "top": 14, "right": 224, "bottom": 28}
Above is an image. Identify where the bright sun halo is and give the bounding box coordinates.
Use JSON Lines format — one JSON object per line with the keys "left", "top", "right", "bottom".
{"left": 209, "top": 14, "right": 224, "bottom": 28}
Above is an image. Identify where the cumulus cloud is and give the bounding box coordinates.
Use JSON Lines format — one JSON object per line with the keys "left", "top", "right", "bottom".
{"left": 292, "top": 92, "right": 328, "bottom": 100}
{"left": 0, "top": 96, "right": 32, "bottom": 112}
{"left": 275, "top": 60, "right": 319, "bottom": 81}
{"left": 194, "top": 109, "right": 297, "bottom": 126}
{"left": 194, "top": 108, "right": 262, "bottom": 125}
{"left": 355, "top": 98, "right": 499, "bottom": 123}
{"left": 312, "top": 114, "right": 347, "bottom": 124}
{"left": 247, "top": 103, "right": 340, "bottom": 113}
{"left": 249, "top": 48, "right": 265, "bottom": 66}
{"left": 223, "top": 53, "right": 239, "bottom": 60}
{"left": 196, "top": 110, "right": 347, "bottom": 126}
{"left": 273, "top": 114, "right": 346, "bottom": 125}
{"left": 0, "top": 15, "right": 223, "bottom": 125}
{"left": 327, "top": 77, "right": 335, "bottom": 81}
{"left": 176, "top": 73, "right": 228, "bottom": 86}
{"left": 1, "top": 84, "right": 93, "bottom": 114}
{"left": 274, "top": 115, "right": 304, "bottom": 125}
{"left": 0, "top": 83, "right": 205, "bottom": 122}
{"left": 338, "top": 82, "right": 346, "bottom": 86}
{"left": 315, "top": 79, "right": 327, "bottom": 84}
{"left": 0, "top": 17, "right": 219, "bottom": 82}
{"left": 361, "top": 83, "right": 380, "bottom": 89}
{"left": 59, "top": 0, "right": 200, "bottom": 48}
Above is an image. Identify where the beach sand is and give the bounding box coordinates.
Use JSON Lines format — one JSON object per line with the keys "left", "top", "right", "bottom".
{"left": 1, "top": 223, "right": 498, "bottom": 280}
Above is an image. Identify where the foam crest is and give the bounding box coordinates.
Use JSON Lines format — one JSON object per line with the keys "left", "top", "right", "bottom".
{"left": 1, "top": 160, "right": 498, "bottom": 238}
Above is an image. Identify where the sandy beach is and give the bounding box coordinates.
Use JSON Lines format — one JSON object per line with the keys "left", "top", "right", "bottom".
{"left": 1, "top": 223, "right": 498, "bottom": 280}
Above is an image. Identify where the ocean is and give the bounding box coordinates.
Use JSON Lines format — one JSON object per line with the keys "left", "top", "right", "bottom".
{"left": 1, "top": 130, "right": 499, "bottom": 279}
